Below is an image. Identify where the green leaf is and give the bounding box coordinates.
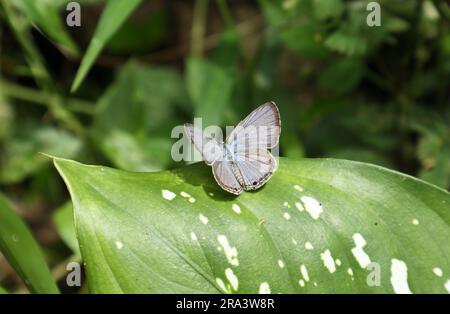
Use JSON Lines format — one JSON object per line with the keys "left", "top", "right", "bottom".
{"left": 0, "top": 193, "right": 59, "bottom": 293}
{"left": 319, "top": 58, "right": 364, "bottom": 94}
{"left": 313, "top": 0, "right": 344, "bottom": 20}
{"left": 186, "top": 57, "right": 234, "bottom": 127}
{"left": 324, "top": 29, "right": 367, "bottom": 56}
{"left": 54, "top": 157, "right": 450, "bottom": 293}
{"left": 105, "top": 7, "right": 167, "bottom": 54}
{"left": 93, "top": 63, "right": 185, "bottom": 171}
{"left": 0, "top": 286, "right": 8, "bottom": 294}
{"left": 52, "top": 202, "right": 79, "bottom": 256}
{"left": 100, "top": 130, "right": 174, "bottom": 172}
{"left": 0, "top": 126, "right": 82, "bottom": 183}
{"left": 13, "top": 0, "right": 78, "bottom": 55}
{"left": 280, "top": 25, "right": 329, "bottom": 58}
{"left": 71, "top": 0, "right": 142, "bottom": 92}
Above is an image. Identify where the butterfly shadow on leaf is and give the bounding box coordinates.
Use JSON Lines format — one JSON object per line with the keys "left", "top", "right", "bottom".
{"left": 170, "top": 162, "right": 238, "bottom": 202}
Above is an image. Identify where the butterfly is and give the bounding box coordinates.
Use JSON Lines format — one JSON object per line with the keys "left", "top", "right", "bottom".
{"left": 184, "top": 102, "right": 281, "bottom": 195}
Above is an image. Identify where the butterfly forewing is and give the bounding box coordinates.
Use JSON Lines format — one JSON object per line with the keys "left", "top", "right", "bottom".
{"left": 226, "top": 102, "right": 280, "bottom": 149}
{"left": 184, "top": 123, "right": 223, "bottom": 165}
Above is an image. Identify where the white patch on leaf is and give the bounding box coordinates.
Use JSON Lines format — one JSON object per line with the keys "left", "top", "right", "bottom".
{"left": 180, "top": 191, "right": 190, "bottom": 198}
{"left": 320, "top": 249, "right": 336, "bottom": 273}
{"left": 300, "top": 196, "right": 323, "bottom": 220}
{"left": 300, "top": 264, "right": 309, "bottom": 282}
{"left": 217, "top": 235, "right": 239, "bottom": 266}
{"left": 304, "top": 241, "right": 314, "bottom": 250}
{"left": 351, "top": 233, "right": 371, "bottom": 269}
{"left": 295, "top": 202, "right": 304, "bottom": 212}
{"left": 199, "top": 214, "right": 209, "bottom": 225}
{"left": 161, "top": 189, "right": 176, "bottom": 200}
{"left": 232, "top": 204, "right": 241, "bottom": 214}
{"left": 390, "top": 258, "right": 413, "bottom": 294}
{"left": 433, "top": 267, "right": 443, "bottom": 277}
{"left": 445, "top": 280, "right": 450, "bottom": 293}
{"left": 216, "top": 278, "right": 231, "bottom": 293}
{"left": 259, "top": 282, "right": 271, "bottom": 294}
{"left": 225, "top": 268, "right": 238, "bottom": 291}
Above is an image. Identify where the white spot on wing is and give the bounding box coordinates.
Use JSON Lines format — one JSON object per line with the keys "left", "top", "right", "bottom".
{"left": 390, "top": 258, "right": 413, "bottom": 294}
{"left": 300, "top": 196, "right": 323, "bottom": 220}
{"left": 259, "top": 282, "right": 271, "bottom": 294}
{"left": 218, "top": 235, "right": 239, "bottom": 266}
{"left": 351, "top": 233, "right": 371, "bottom": 268}
{"left": 320, "top": 249, "right": 336, "bottom": 273}
{"left": 162, "top": 189, "right": 176, "bottom": 200}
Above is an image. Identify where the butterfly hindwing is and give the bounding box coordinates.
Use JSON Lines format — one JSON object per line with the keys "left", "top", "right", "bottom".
{"left": 212, "top": 161, "right": 243, "bottom": 195}
{"left": 233, "top": 148, "right": 277, "bottom": 191}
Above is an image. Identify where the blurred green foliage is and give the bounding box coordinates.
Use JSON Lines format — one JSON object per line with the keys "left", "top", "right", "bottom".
{"left": 0, "top": 0, "right": 449, "bottom": 293}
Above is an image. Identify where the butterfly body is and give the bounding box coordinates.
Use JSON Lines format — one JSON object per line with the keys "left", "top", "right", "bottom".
{"left": 185, "top": 102, "right": 281, "bottom": 195}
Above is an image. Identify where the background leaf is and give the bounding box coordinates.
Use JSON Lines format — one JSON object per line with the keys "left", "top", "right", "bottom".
{"left": 52, "top": 202, "right": 79, "bottom": 256}
{"left": 0, "top": 126, "right": 82, "bottom": 183}
{"left": 0, "top": 193, "right": 59, "bottom": 293}
{"left": 186, "top": 57, "right": 234, "bottom": 128}
{"left": 71, "top": 0, "right": 142, "bottom": 92}
{"left": 54, "top": 157, "right": 450, "bottom": 293}
{"left": 13, "top": 0, "right": 79, "bottom": 55}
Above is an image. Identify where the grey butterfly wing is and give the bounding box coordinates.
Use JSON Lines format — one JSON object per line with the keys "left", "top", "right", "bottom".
{"left": 212, "top": 161, "right": 243, "bottom": 195}
{"left": 226, "top": 102, "right": 280, "bottom": 191}
{"left": 226, "top": 101, "right": 280, "bottom": 150}
{"left": 184, "top": 123, "right": 222, "bottom": 165}
{"left": 233, "top": 149, "right": 277, "bottom": 191}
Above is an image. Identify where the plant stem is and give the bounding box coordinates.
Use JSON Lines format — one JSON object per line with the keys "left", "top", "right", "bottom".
{"left": 2, "top": 0, "right": 85, "bottom": 134}
{"left": 1, "top": 80, "right": 95, "bottom": 115}
{"left": 216, "top": 0, "right": 234, "bottom": 28}
{"left": 191, "top": 0, "right": 209, "bottom": 57}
